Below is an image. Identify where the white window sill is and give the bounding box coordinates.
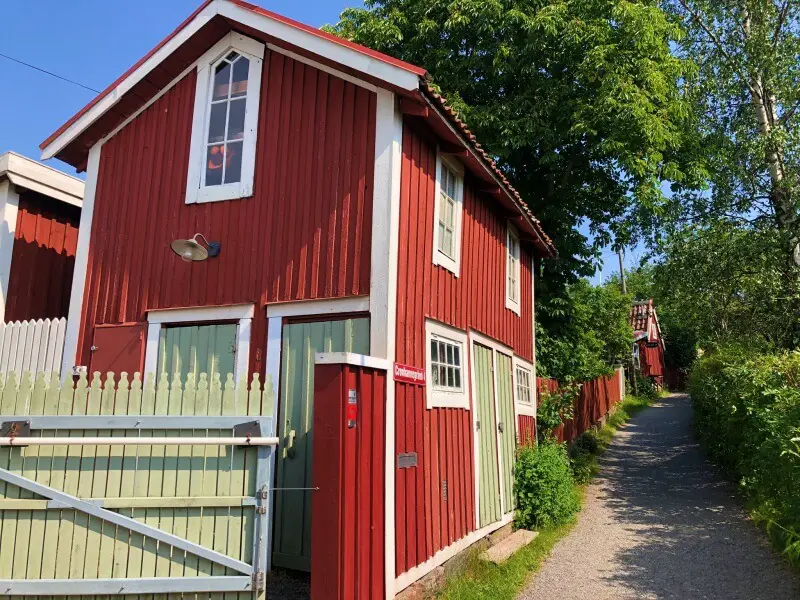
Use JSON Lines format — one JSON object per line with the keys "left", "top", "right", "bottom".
{"left": 187, "top": 181, "right": 254, "bottom": 205}
{"left": 427, "top": 388, "right": 469, "bottom": 410}
{"left": 516, "top": 402, "right": 536, "bottom": 417}
{"left": 433, "top": 250, "right": 459, "bottom": 276}
{"left": 506, "top": 298, "right": 521, "bottom": 316}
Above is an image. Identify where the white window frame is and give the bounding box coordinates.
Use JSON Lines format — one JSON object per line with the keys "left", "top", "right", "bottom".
{"left": 432, "top": 151, "right": 464, "bottom": 276}
{"left": 506, "top": 223, "right": 521, "bottom": 315}
{"left": 425, "top": 319, "right": 469, "bottom": 409}
{"left": 185, "top": 33, "right": 265, "bottom": 205}
{"left": 513, "top": 356, "right": 536, "bottom": 417}
{"left": 143, "top": 303, "right": 254, "bottom": 382}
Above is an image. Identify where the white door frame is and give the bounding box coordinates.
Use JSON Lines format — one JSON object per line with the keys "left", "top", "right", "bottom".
{"left": 468, "top": 329, "right": 514, "bottom": 526}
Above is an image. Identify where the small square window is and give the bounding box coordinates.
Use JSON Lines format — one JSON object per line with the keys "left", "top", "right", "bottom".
{"left": 425, "top": 320, "right": 469, "bottom": 409}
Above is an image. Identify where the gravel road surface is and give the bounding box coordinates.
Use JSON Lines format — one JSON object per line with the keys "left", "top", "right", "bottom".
{"left": 518, "top": 393, "right": 800, "bottom": 600}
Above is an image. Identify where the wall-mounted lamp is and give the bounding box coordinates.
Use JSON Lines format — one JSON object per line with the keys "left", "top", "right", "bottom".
{"left": 170, "top": 233, "right": 221, "bottom": 262}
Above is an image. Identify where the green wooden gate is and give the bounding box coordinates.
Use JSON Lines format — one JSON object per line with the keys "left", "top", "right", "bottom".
{"left": 0, "top": 370, "right": 276, "bottom": 597}
{"left": 157, "top": 323, "right": 237, "bottom": 383}
{"left": 496, "top": 352, "right": 516, "bottom": 514}
{"left": 473, "top": 343, "right": 501, "bottom": 528}
{"left": 272, "top": 318, "right": 370, "bottom": 571}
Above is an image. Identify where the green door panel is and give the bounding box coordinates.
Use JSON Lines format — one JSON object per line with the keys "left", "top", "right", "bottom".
{"left": 156, "top": 323, "right": 237, "bottom": 383}
{"left": 496, "top": 352, "right": 516, "bottom": 514}
{"left": 272, "top": 317, "right": 370, "bottom": 572}
{"left": 474, "top": 343, "right": 501, "bottom": 528}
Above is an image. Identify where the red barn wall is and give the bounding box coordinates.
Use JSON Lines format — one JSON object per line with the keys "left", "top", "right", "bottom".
{"left": 5, "top": 190, "right": 80, "bottom": 322}
{"left": 394, "top": 122, "right": 535, "bottom": 575}
{"left": 76, "top": 50, "right": 377, "bottom": 372}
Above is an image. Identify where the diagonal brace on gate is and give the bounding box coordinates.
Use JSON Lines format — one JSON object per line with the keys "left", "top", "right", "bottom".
{"left": 0, "top": 467, "right": 253, "bottom": 575}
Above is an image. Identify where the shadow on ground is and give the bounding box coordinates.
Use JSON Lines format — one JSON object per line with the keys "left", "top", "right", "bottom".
{"left": 595, "top": 394, "right": 799, "bottom": 599}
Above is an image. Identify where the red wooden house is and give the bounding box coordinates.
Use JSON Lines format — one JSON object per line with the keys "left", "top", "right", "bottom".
{"left": 41, "top": 1, "right": 555, "bottom": 596}
{"left": 630, "top": 299, "right": 665, "bottom": 386}
{"left": 0, "top": 151, "right": 83, "bottom": 323}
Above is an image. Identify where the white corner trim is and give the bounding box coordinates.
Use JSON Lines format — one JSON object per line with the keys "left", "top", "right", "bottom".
{"left": 431, "top": 150, "right": 464, "bottom": 277}
{"left": 266, "top": 44, "right": 379, "bottom": 93}
{"left": 425, "top": 319, "right": 469, "bottom": 410}
{"left": 369, "top": 88, "right": 403, "bottom": 600}
{"left": 185, "top": 33, "right": 265, "bottom": 205}
{"left": 505, "top": 223, "right": 521, "bottom": 316}
{"left": 513, "top": 355, "right": 536, "bottom": 417}
{"left": 315, "top": 352, "right": 390, "bottom": 371}
{"left": 0, "top": 180, "right": 20, "bottom": 323}
{"left": 394, "top": 512, "right": 514, "bottom": 594}
{"left": 60, "top": 142, "right": 102, "bottom": 379}
{"left": 531, "top": 254, "right": 538, "bottom": 422}
{"left": 146, "top": 303, "right": 255, "bottom": 324}
{"left": 144, "top": 303, "right": 255, "bottom": 381}
{"left": 265, "top": 295, "right": 369, "bottom": 319}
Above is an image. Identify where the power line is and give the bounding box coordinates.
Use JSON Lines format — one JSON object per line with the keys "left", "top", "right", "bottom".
{"left": 0, "top": 52, "right": 100, "bottom": 93}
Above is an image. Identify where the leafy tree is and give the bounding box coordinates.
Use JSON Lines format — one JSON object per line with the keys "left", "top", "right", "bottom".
{"left": 326, "top": 0, "right": 697, "bottom": 293}
{"left": 664, "top": 0, "right": 800, "bottom": 275}
{"left": 536, "top": 279, "right": 633, "bottom": 381}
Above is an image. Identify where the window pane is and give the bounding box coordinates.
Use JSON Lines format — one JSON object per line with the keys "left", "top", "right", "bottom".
{"left": 213, "top": 62, "right": 232, "bottom": 100}
{"left": 444, "top": 344, "right": 452, "bottom": 365}
{"left": 438, "top": 342, "right": 447, "bottom": 364}
{"left": 231, "top": 56, "right": 250, "bottom": 98}
{"left": 205, "top": 145, "right": 224, "bottom": 186}
{"left": 431, "top": 364, "right": 439, "bottom": 386}
{"left": 224, "top": 141, "right": 243, "bottom": 184}
{"left": 454, "top": 368, "right": 461, "bottom": 389}
{"left": 226, "top": 51, "right": 240, "bottom": 61}
{"left": 439, "top": 366, "right": 447, "bottom": 386}
{"left": 430, "top": 339, "right": 438, "bottom": 362}
{"left": 207, "top": 103, "right": 227, "bottom": 143}
{"left": 453, "top": 346, "right": 460, "bottom": 366}
{"left": 446, "top": 198, "right": 455, "bottom": 227}
{"left": 447, "top": 367, "right": 454, "bottom": 387}
{"left": 228, "top": 98, "right": 247, "bottom": 140}
{"left": 438, "top": 222, "right": 446, "bottom": 250}
{"left": 443, "top": 229, "right": 453, "bottom": 256}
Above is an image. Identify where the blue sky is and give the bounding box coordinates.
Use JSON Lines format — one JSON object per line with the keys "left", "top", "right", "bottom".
{"left": 1, "top": 0, "right": 639, "bottom": 283}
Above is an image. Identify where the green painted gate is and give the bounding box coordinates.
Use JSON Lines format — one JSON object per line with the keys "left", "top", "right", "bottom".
{"left": 496, "top": 352, "right": 516, "bottom": 514}
{"left": 157, "top": 323, "right": 237, "bottom": 382}
{"left": 272, "top": 317, "right": 370, "bottom": 571}
{"left": 473, "top": 343, "right": 501, "bottom": 528}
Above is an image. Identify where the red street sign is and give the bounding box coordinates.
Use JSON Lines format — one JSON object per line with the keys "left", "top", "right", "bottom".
{"left": 394, "top": 363, "right": 426, "bottom": 385}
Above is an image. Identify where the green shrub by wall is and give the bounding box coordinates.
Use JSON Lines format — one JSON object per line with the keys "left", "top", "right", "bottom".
{"left": 514, "top": 441, "right": 580, "bottom": 529}
{"left": 689, "top": 349, "right": 800, "bottom": 564}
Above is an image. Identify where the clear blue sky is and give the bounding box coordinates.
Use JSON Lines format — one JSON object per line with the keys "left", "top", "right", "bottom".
{"left": 1, "top": 0, "right": 639, "bottom": 283}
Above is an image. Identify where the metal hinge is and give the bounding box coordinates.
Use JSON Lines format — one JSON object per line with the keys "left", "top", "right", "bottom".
{"left": 257, "top": 506, "right": 267, "bottom": 514}
{"left": 252, "top": 570, "right": 265, "bottom": 591}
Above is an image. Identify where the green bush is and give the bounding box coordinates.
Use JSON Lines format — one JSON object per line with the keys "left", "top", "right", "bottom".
{"left": 568, "top": 444, "right": 595, "bottom": 485}
{"left": 690, "top": 348, "right": 800, "bottom": 565}
{"left": 514, "top": 441, "right": 580, "bottom": 529}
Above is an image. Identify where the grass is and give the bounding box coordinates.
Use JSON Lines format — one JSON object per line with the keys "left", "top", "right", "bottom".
{"left": 436, "top": 393, "right": 655, "bottom": 600}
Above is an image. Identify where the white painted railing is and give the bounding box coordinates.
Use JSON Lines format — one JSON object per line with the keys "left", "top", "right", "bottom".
{"left": 0, "top": 318, "right": 67, "bottom": 378}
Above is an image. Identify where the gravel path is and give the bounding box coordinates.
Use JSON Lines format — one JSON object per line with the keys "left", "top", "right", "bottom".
{"left": 518, "top": 393, "right": 800, "bottom": 600}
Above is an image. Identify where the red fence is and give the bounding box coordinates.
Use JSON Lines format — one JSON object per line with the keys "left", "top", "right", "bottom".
{"left": 534, "top": 369, "right": 625, "bottom": 444}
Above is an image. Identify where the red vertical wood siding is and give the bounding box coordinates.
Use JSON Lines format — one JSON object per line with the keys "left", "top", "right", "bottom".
{"left": 517, "top": 415, "right": 536, "bottom": 447}
{"left": 5, "top": 191, "right": 80, "bottom": 322}
{"left": 393, "top": 123, "right": 535, "bottom": 575}
{"left": 538, "top": 373, "right": 623, "bottom": 444}
{"left": 312, "top": 362, "right": 386, "bottom": 600}
{"left": 76, "top": 50, "right": 376, "bottom": 372}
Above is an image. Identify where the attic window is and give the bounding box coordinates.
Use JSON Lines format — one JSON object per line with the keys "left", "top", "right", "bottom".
{"left": 432, "top": 152, "right": 464, "bottom": 276}
{"left": 506, "top": 223, "right": 521, "bottom": 315}
{"left": 186, "top": 34, "right": 265, "bottom": 205}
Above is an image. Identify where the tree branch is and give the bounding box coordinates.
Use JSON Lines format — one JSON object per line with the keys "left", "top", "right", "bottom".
{"left": 676, "top": 0, "right": 761, "bottom": 98}
{"left": 772, "top": 0, "right": 790, "bottom": 49}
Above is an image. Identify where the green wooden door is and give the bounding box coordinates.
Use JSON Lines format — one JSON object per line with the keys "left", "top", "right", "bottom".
{"left": 474, "top": 342, "right": 501, "bottom": 528}
{"left": 272, "top": 317, "right": 370, "bottom": 571}
{"left": 496, "top": 352, "right": 516, "bottom": 514}
{"left": 157, "top": 323, "right": 237, "bottom": 383}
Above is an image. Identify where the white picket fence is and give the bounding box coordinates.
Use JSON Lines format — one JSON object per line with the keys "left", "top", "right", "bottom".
{"left": 0, "top": 318, "right": 67, "bottom": 378}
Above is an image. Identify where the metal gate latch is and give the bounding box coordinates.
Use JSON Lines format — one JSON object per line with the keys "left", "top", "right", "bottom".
{"left": 1, "top": 420, "right": 31, "bottom": 447}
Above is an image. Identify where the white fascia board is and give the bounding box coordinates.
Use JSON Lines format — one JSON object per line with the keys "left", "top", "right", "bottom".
{"left": 315, "top": 352, "right": 390, "bottom": 371}
{"left": 265, "top": 295, "right": 369, "bottom": 318}
{"left": 0, "top": 152, "right": 84, "bottom": 206}
{"left": 146, "top": 303, "right": 255, "bottom": 324}
{"left": 219, "top": 2, "right": 420, "bottom": 92}
{"left": 42, "top": 0, "right": 420, "bottom": 162}
{"left": 40, "top": 3, "right": 218, "bottom": 160}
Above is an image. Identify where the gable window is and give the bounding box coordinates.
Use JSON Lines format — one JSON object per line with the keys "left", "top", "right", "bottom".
{"left": 432, "top": 152, "right": 464, "bottom": 275}
{"left": 186, "top": 34, "right": 264, "bottom": 205}
{"left": 506, "top": 224, "right": 521, "bottom": 314}
{"left": 425, "top": 319, "right": 469, "bottom": 409}
{"left": 513, "top": 357, "right": 536, "bottom": 417}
